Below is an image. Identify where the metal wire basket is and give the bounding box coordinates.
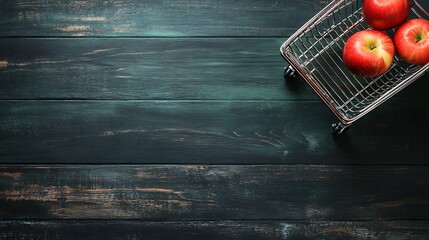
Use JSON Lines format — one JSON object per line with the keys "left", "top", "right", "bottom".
{"left": 280, "top": 0, "right": 429, "bottom": 134}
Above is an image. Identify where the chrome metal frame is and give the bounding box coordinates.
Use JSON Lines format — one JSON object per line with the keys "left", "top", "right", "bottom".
{"left": 280, "top": 0, "right": 429, "bottom": 127}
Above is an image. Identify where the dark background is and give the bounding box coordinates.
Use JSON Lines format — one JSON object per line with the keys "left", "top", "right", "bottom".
{"left": 1, "top": 0, "right": 429, "bottom": 239}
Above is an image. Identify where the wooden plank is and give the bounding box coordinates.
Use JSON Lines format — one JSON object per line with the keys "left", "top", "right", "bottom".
{"left": 0, "top": 38, "right": 300, "bottom": 100}
{"left": 1, "top": 165, "right": 429, "bottom": 220}
{"left": 0, "top": 0, "right": 325, "bottom": 37}
{"left": 1, "top": 100, "right": 429, "bottom": 164}
{"left": 0, "top": 38, "right": 428, "bottom": 100}
{"left": 1, "top": 220, "right": 429, "bottom": 240}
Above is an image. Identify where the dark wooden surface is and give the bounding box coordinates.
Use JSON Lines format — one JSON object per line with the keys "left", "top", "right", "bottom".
{"left": 0, "top": 0, "right": 324, "bottom": 37}
{"left": 2, "top": 221, "right": 429, "bottom": 240}
{"left": 1, "top": 100, "right": 429, "bottom": 164}
{"left": 1, "top": 0, "right": 429, "bottom": 239}
{"left": 2, "top": 165, "right": 429, "bottom": 220}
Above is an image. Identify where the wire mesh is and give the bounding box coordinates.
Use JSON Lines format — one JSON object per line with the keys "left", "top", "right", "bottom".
{"left": 281, "top": 0, "right": 429, "bottom": 124}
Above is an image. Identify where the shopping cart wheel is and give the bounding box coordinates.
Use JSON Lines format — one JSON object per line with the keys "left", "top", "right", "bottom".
{"left": 284, "top": 65, "right": 296, "bottom": 80}
{"left": 332, "top": 123, "right": 350, "bottom": 135}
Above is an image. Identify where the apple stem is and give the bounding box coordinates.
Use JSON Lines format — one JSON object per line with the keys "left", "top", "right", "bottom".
{"left": 370, "top": 45, "right": 377, "bottom": 50}
{"left": 416, "top": 32, "right": 423, "bottom": 43}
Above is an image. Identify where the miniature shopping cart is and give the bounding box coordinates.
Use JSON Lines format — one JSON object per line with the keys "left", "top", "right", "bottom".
{"left": 280, "top": 0, "right": 429, "bottom": 134}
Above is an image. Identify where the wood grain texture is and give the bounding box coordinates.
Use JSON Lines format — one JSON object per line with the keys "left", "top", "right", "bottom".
{"left": 0, "top": 38, "right": 301, "bottom": 100}
{"left": 0, "top": 0, "right": 428, "bottom": 236}
{"left": 2, "top": 100, "right": 429, "bottom": 164}
{"left": 1, "top": 220, "right": 429, "bottom": 240}
{"left": 0, "top": 38, "right": 427, "bottom": 100}
{"left": 1, "top": 165, "right": 429, "bottom": 220}
{"left": 0, "top": 0, "right": 325, "bottom": 37}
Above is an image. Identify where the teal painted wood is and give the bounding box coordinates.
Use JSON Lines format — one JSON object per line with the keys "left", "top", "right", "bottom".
{"left": 0, "top": 38, "right": 302, "bottom": 100}
{"left": 1, "top": 165, "right": 429, "bottom": 219}
{"left": 0, "top": 0, "right": 426, "bottom": 237}
{"left": 1, "top": 220, "right": 429, "bottom": 240}
{"left": 0, "top": 38, "right": 428, "bottom": 100}
{"left": 1, "top": 100, "right": 428, "bottom": 164}
{"left": 0, "top": 0, "right": 325, "bottom": 37}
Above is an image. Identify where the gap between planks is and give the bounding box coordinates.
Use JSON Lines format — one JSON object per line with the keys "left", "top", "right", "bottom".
{"left": 0, "top": 36, "right": 295, "bottom": 39}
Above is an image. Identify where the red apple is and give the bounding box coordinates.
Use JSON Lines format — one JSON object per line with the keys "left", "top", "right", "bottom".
{"left": 343, "top": 30, "right": 395, "bottom": 77}
{"left": 394, "top": 18, "right": 429, "bottom": 65}
{"left": 362, "top": 0, "right": 410, "bottom": 30}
